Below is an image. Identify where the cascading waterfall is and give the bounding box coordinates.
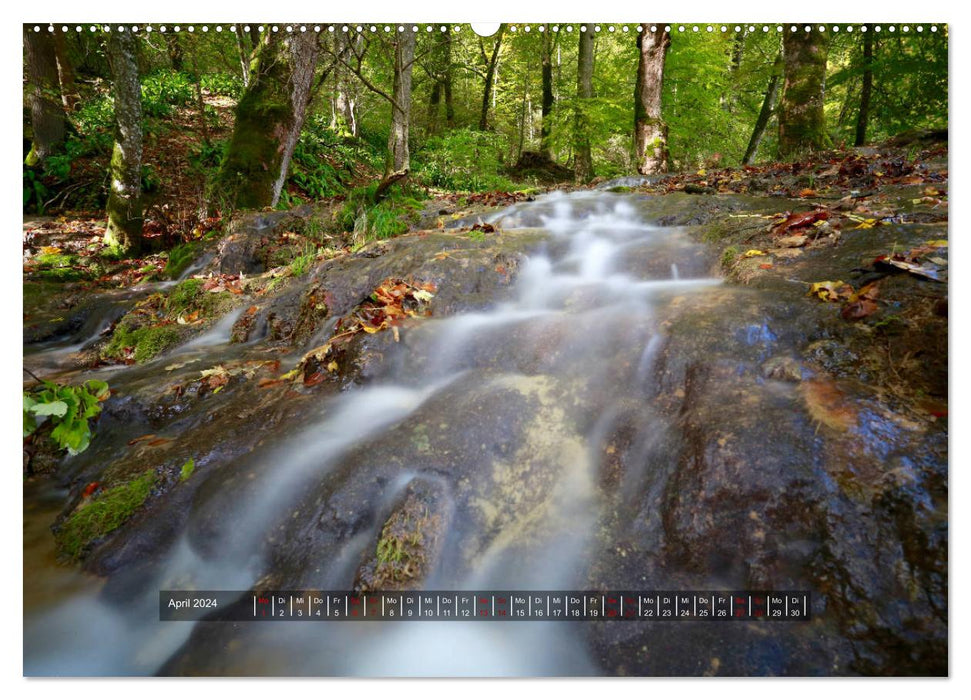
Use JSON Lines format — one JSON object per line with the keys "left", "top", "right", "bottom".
{"left": 25, "top": 191, "right": 722, "bottom": 676}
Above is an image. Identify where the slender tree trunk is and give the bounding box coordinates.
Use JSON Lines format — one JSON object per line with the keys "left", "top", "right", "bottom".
{"left": 386, "top": 29, "right": 416, "bottom": 176}
{"left": 233, "top": 26, "right": 250, "bottom": 88}
{"left": 778, "top": 30, "right": 831, "bottom": 158}
{"left": 427, "top": 81, "right": 441, "bottom": 130}
{"left": 724, "top": 30, "right": 745, "bottom": 110}
{"left": 51, "top": 32, "right": 79, "bottom": 112}
{"left": 479, "top": 25, "right": 505, "bottom": 131}
{"left": 428, "top": 30, "right": 455, "bottom": 130}
{"left": 743, "top": 51, "right": 783, "bottom": 165}
{"left": 24, "top": 29, "right": 67, "bottom": 166}
{"left": 574, "top": 24, "right": 595, "bottom": 182}
{"left": 731, "top": 32, "right": 745, "bottom": 73}
{"left": 191, "top": 57, "right": 210, "bottom": 146}
{"left": 104, "top": 30, "right": 143, "bottom": 252}
{"left": 517, "top": 70, "right": 529, "bottom": 160}
{"left": 443, "top": 32, "right": 455, "bottom": 127}
{"left": 334, "top": 31, "right": 358, "bottom": 136}
{"left": 540, "top": 25, "right": 555, "bottom": 159}
{"left": 634, "top": 25, "right": 670, "bottom": 175}
{"left": 165, "top": 33, "right": 184, "bottom": 71}
{"left": 855, "top": 28, "right": 874, "bottom": 147}
{"left": 217, "top": 31, "right": 319, "bottom": 208}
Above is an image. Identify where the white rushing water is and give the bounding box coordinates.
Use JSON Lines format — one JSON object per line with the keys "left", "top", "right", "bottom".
{"left": 25, "top": 191, "right": 721, "bottom": 676}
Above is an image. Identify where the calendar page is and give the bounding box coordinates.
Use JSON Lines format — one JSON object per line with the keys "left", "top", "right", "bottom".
{"left": 21, "top": 17, "right": 948, "bottom": 679}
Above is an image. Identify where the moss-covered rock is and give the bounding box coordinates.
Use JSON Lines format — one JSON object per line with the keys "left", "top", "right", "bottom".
{"left": 163, "top": 241, "right": 201, "bottom": 279}
{"left": 101, "top": 320, "right": 182, "bottom": 363}
{"left": 55, "top": 470, "right": 157, "bottom": 559}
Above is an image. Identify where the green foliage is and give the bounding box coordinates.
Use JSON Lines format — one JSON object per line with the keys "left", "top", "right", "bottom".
{"left": 285, "top": 115, "right": 382, "bottom": 201}
{"left": 200, "top": 72, "right": 243, "bottom": 97}
{"left": 73, "top": 95, "right": 115, "bottom": 138}
{"left": 179, "top": 458, "right": 195, "bottom": 482}
{"left": 337, "top": 183, "right": 424, "bottom": 242}
{"left": 414, "top": 128, "right": 514, "bottom": 192}
{"left": 141, "top": 70, "right": 195, "bottom": 117}
{"left": 23, "top": 379, "right": 110, "bottom": 455}
{"left": 56, "top": 470, "right": 157, "bottom": 558}
{"left": 23, "top": 169, "right": 49, "bottom": 212}
{"left": 141, "top": 164, "right": 161, "bottom": 194}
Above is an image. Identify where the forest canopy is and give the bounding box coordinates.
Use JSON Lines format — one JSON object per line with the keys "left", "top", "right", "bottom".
{"left": 23, "top": 23, "right": 947, "bottom": 252}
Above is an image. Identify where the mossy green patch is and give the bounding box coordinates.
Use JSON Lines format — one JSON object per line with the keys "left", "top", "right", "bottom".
{"left": 101, "top": 321, "right": 182, "bottom": 363}
{"left": 179, "top": 458, "right": 195, "bottom": 482}
{"left": 167, "top": 279, "right": 205, "bottom": 314}
{"left": 164, "top": 242, "right": 200, "bottom": 279}
{"left": 55, "top": 470, "right": 157, "bottom": 559}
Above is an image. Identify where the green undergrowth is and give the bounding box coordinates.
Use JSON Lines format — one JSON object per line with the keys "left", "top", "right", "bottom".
{"left": 337, "top": 182, "right": 425, "bottom": 243}
{"left": 55, "top": 469, "right": 157, "bottom": 559}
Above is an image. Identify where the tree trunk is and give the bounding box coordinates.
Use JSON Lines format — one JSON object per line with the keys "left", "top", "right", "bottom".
{"left": 517, "top": 70, "right": 529, "bottom": 160}
{"left": 426, "top": 30, "right": 454, "bottom": 133}
{"left": 191, "top": 56, "right": 210, "bottom": 146}
{"left": 233, "top": 26, "right": 250, "bottom": 88}
{"left": 51, "top": 32, "right": 79, "bottom": 112}
{"left": 427, "top": 80, "right": 441, "bottom": 130}
{"left": 479, "top": 25, "right": 505, "bottom": 131}
{"left": 24, "top": 29, "right": 67, "bottom": 166}
{"left": 855, "top": 28, "right": 874, "bottom": 147}
{"left": 386, "top": 29, "right": 416, "bottom": 176}
{"left": 104, "top": 30, "right": 144, "bottom": 252}
{"left": 634, "top": 25, "right": 670, "bottom": 175}
{"left": 165, "top": 33, "right": 184, "bottom": 71}
{"left": 574, "top": 24, "right": 595, "bottom": 182}
{"left": 778, "top": 30, "right": 831, "bottom": 158}
{"left": 443, "top": 38, "right": 455, "bottom": 127}
{"left": 334, "top": 31, "right": 359, "bottom": 136}
{"left": 217, "top": 31, "right": 319, "bottom": 209}
{"left": 743, "top": 51, "right": 783, "bottom": 165}
{"left": 540, "top": 25, "right": 555, "bottom": 158}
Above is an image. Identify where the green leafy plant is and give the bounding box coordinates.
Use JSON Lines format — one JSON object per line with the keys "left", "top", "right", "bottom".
{"left": 23, "top": 379, "right": 110, "bottom": 455}
{"left": 141, "top": 70, "right": 195, "bottom": 118}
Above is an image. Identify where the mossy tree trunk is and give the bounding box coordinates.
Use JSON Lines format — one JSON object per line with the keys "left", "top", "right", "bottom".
{"left": 217, "top": 31, "right": 320, "bottom": 209}
{"left": 386, "top": 29, "right": 416, "bottom": 176}
{"left": 574, "top": 24, "right": 595, "bottom": 182}
{"left": 104, "top": 30, "right": 144, "bottom": 253}
{"left": 24, "top": 28, "right": 67, "bottom": 166}
{"left": 540, "top": 25, "right": 555, "bottom": 159}
{"left": 634, "top": 25, "right": 670, "bottom": 175}
{"left": 778, "top": 29, "right": 831, "bottom": 158}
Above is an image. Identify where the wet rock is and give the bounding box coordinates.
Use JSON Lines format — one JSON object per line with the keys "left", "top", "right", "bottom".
{"left": 353, "top": 477, "right": 449, "bottom": 591}
{"left": 761, "top": 356, "right": 804, "bottom": 382}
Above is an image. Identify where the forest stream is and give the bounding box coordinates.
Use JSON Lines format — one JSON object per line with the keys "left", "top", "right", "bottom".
{"left": 23, "top": 187, "right": 947, "bottom": 676}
